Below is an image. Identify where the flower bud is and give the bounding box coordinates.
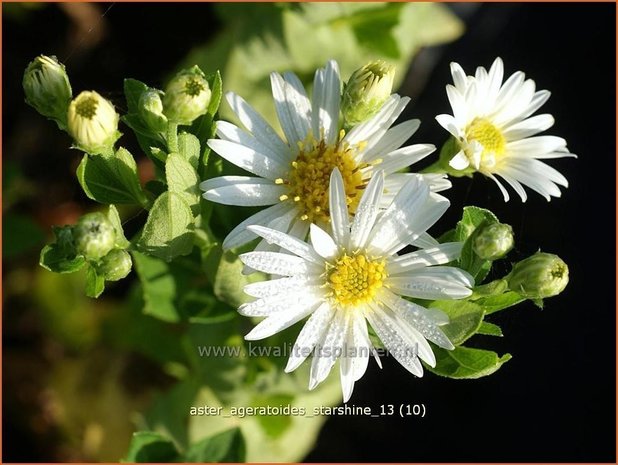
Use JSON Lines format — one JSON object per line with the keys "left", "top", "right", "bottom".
{"left": 68, "top": 91, "right": 120, "bottom": 154}
{"left": 163, "top": 67, "right": 211, "bottom": 125}
{"left": 342, "top": 60, "right": 395, "bottom": 127}
{"left": 473, "top": 222, "right": 514, "bottom": 260}
{"left": 23, "top": 55, "right": 72, "bottom": 126}
{"left": 139, "top": 88, "right": 168, "bottom": 132}
{"left": 507, "top": 252, "right": 569, "bottom": 299}
{"left": 73, "top": 212, "right": 116, "bottom": 260}
{"left": 96, "top": 249, "right": 132, "bottom": 281}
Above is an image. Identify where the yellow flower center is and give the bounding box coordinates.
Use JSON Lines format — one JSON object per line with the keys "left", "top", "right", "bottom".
{"left": 277, "top": 133, "right": 368, "bottom": 223}
{"left": 328, "top": 253, "right": 387, "bottom": 307}
{"left": 75, "top": 96, "right": 98, "bottom": 120}
{"left": 464, "top": 118, "right": 506, "bottom": 169}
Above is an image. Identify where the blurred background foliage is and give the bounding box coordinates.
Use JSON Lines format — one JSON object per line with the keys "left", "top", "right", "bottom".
{"left": 3, "top": 2, "right": 464, "bottom": 461}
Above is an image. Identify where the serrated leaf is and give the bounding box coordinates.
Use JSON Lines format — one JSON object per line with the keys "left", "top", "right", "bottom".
{"left": 107, "top": 205, "right": 130, "bottom": 249}
{"left": 124, "top": 431, "right": 180, "bottom": 463}
{"left": 428, "top": 346, "right": 511, "bottom": 379}
{"left": 138, "top": 192, "right": 194, "bottom": 261}
{"left": 39, "top": 226, "right": 86, "bottom": 274}
{"left": 184, "top": 428, "right": 246, "bottom": 462}
{"left": 85, "top": 265, "right": 105, "bottom": 298}
{"left": 476, "top": 321, "right": 503, "bottom": 337}
{"left": 77, "top": 148, "right": 148, "bottom": 206}
{"left": 132, "top": 251, "right": 180, "bottom": 322}
{"left": 430, "top": 300, "right": 484, "bottom": 346}
{"left": 166, "top": 153, "right": 200, "bottom": 213}
{"left": 177, "top": 132, "right": 201, "bottom": 170}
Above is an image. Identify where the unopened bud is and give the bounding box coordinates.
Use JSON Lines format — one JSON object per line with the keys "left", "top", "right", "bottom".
{"left": 139, "top": 88, "right": 167, "bottom": 132}
{"left": 23, "top": 55, "right": 72, "bottom": 126}
{"left": 473, "top": 222, "right": 514, "bottom": 260}
{"left": 342, "top": 60, "right": 395, "bottom": 127}
{"left": 507, "top": 252, "right": 569, "bottom": 300}
{"left": 68, "top": 91, "right": 120, "bottom": 154}
{"left": 163, "top": 66, "right": 211, "bottom": 125}
{"left": 74, "top": 212, "right": 116, "bottom": 260}
{"left": 96, "top": 249, "right": 132, "bottom": 281}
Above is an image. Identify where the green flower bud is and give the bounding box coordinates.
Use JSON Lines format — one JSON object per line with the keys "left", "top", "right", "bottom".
{"left": 507, "top": 252, "right": 569, "bottom": 300}
{"left": 96, "top": 249, "right": 132, "bottom": 281}
{"left": 342, "top": 60, "right": 395, "bottom": 127}
{"left": 68, "top": 90, "right": 120, "bottom": 155}
{"left": 163, "top": 67, "right": 211, "bottom": 125}
{"left": 74, "top": 212, "right": 116, "bottom": 260}
{"left": 23, "top": 55, "right": 72, "bottom": 127}
{"left": 139, "top": 88, "right": 168, "bottom": 132}
{"left": 473, "top": 222, "right": 514, "bottom": 260}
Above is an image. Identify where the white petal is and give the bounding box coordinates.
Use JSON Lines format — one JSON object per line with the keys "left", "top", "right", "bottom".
{"left": 376, "top": 144, "right": 436, "bottom": 174}
{"left": 450, "top": 61, "right": 468, "bottom": 91}
{"left": 435, "top": 114, "right": 461, "bottom": 138}
{"left": 309, "top": 308, "right": 348, "bottom": 390}
{"left": 379, "top": 288, "right": 454, "bottom": 349}
{"left": 409, "top": 232, "right": 440, "bottom": 249}
{"left": 312, "top": 60, "right": 341, "bottom": 145}
{"left": 223, "top": 203, "right": 296, "bottom": 250}
{"left": 239, "top": 251, "right": 317, "bottom": 276}
{"left": 244, "top": 275, "right": 318, "bottom": 299}
{"left": 388, "top": 242, "right": 464, "bottom": 274}
{"left": 486, "top": 173, "right": 511, "bottom": 202}
{"left": 329, "top": 168, "right": 350, "bottom": 248}
{"left": 270, "top": 72, "right": 309, "bottom": 144}
{"left": 350, "top": 171, "right": 384, "bottom": 250}
{"left": 283, "top": 71, "right": 312, "bottom": 139}
{"left": 361, "top": 119, "right": 420, "bottom": 163}
{"left": 207, "top": 139, "right": 288, "bottom": 180}
{"left": 285, "top": 302, "right": 335, "bottom": 373}
{"left": 226, "top": 92, "right": 291, "bottom": 158}
{"left": 239, "top": 288, "right": 322, "bottom": 316}
{"left": 310, "top": 224, "right": 339, "bottom": 260}
{"left": 497, "top": 172, "right": 528, "bottom": 202}
{"left": 364, "top": 303, "right": 423, "bottom": 377}
{"left": 387, "top": 266, "right": 474, "bottom": 300}
{"left": 520, "top": 90, "right": 551, "bottom": 119}
{"left": 446, "top": 84, "right": 467, "bottom": 119}
{"left": 507, "top": 135, "right": 568, "bottom": 157}
{"left": 449, "top": 150, "right": 470, "bottom": 170}
{"left": 203, "top": 180, "right": 286, "bottom": 206}
{"left": 247, "top": 225, "right": 321, "bottom": 264}
{"left": 244, "top": 299, "right": 322, "bottom": 340}
{"left": 345, "top": 95, "right": 409, "bottom": 147}
{"left": 216, "top": 120, "right": 289, "bottom": 165}
{"left": 503, "top": 114, "right": 555, "bottom": 140}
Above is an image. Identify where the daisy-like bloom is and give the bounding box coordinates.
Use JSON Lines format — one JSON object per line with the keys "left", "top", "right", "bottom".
{"left": 201, "top": 60, "right": 449, "bottom": 252}
{"left": 237, "top": 169, "right": 473, "bottom": 401}
{"left": 435, "top": 57, "right": 576, "bottom": 202}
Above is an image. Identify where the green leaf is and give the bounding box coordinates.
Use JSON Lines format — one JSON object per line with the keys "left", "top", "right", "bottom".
{"left": 76, "top": 148, "right": 148, "bottom": 206}
{"left": 85, "top": 265, "right": 105, "bottom": 298}
{"left": 455, "top": 206, "right": 500, "bottom": 282}
{"left": 166, "top": 153, "right": 200, "bottom": 213}
{"left": 3, "top": 213, "right": 45, "bottom": 258}
{"left": 476, "top": 321, "right": 503, "bottom": 337}
{"left": 124, "top": 431, "right": 179, "bottom": 463}
{"left": 39, "top": 226, "right": 86, "bottom": 274}
{"left": 123, "top": 78, "right": 149, "bottom": 114}
{"left": 107, "top": 205, "right": 130, "bottom": 249}
{"left": 428, "top": 346, "right": 511, "bottom": 379}
{"left": 132, "top": 251, "right": 181, "bottom": 322}
{"left": 430, "top": 300, "right": 484, "bottom": 346}
{"left": 184, "top": 427, "right": 246, "bottom": 462}
{"left": 138, "top": 192, "right": 194, "bottom": 261}
{"left": 177, "top": 132, "right": 201, "bottom": 170}
{"left": 477, "top": 291, "right": 525, "bottom": 315}
{"left": 214, "top": 250, "right": 264, "bottom": 307}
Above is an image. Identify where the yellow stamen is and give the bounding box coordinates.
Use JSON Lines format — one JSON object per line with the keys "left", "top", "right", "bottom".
{"left": 464, "top": 117, "right": 506, "bottom": 169}
{"left": 328, "top": 253, "right": 387, "bottom": 307}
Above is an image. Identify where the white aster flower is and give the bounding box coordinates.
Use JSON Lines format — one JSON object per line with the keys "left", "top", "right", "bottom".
{"left": 435, "top": 57, "right": 576, "bottom": 202}
{"left": 237, "top": 169, "right": 473, "bottom": 402}
{"left": 201, "top": 60, "right": 449, "bottom": 251}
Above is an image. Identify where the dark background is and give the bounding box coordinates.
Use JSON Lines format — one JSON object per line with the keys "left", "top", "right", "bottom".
{"left": 3, "top": 2, "right": 616, "bottom": 462}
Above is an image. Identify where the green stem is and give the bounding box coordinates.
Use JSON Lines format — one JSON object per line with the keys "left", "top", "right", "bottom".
{"left": 167, "top": 122, "right": 179, "bottom": 153}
